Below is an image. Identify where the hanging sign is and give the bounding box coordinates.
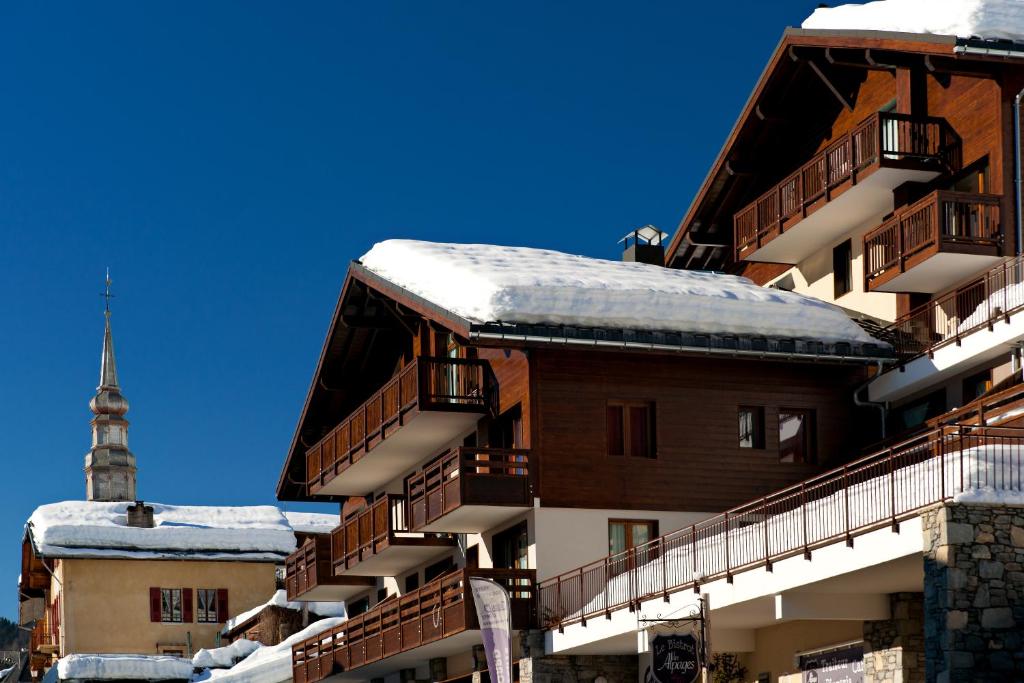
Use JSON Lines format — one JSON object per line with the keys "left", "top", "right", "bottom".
{"left": 649, "top": 632, "right": 701, "bottom": 683}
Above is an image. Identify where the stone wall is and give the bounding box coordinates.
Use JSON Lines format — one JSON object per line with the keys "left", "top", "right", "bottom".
{"left": 863, "top": 592, "right": 925, "bottom": 683}
{"left": 515, "top": 630, "right": 638, "bottom": 683}
{"left": 921, "top": 503, "right": 1024, "bottom": 682}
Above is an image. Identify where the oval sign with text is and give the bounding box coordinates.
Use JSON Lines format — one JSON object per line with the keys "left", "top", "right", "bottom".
{"left": 651, "top": 633, "right": 700, "bottom": 683}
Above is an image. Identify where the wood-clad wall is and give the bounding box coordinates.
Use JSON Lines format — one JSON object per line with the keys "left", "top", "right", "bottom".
{"left": 529, "top": 348, "right": 868, "bottom": 512}
{"left": 476, "top": 347, "right": 531, "bottom": 447}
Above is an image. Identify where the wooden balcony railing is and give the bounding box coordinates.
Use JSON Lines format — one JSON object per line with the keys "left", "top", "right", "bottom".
{"left": 876, "top": 253, "right": 1024, "bottom": 361}
{"left": 305, "top": 356, "right": 492, "bottom": 495}
{"left": 405, "top": 447, "right": 534, "bottom": 532}
{"left": 285, "top": 536, "right": 331, "bottom": 601}
{"left": 330, "top": 494, "right": 454, "bottom": 574}
{"left": 734, "top": 111, "right": 960, "bottom": 261}
{"left": 539, "top": 425, "right": 1024, "bottom": 630}
{"left": 864, "top": 190, "right": 1001, "bottom": 289}
{"left": 292, "top": 568, "right": 537, "bottom": 683}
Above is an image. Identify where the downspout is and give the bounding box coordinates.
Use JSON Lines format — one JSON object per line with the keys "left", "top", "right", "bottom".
{"left": 853, "top": 361, "right": 887, "bottom": 439}
{"left": 1015, "top": 86, "right": 1024, "bottom": 256}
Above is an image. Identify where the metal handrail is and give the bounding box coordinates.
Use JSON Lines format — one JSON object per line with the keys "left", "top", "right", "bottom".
{"left": 539, "top": 424, "right": 1024, "bottom": 629}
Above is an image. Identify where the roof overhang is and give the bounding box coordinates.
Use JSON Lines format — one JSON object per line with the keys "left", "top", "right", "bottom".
{"left": 665, "top": 27, "right": 1020, "bottom": 271}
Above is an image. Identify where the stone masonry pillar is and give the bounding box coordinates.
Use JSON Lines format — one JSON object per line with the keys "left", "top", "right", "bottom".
{"left": 921, "top": 503, "right": 1024, "bottom": 682}
{"left": 863, "top": 592, "right": 925, "bottom": 682}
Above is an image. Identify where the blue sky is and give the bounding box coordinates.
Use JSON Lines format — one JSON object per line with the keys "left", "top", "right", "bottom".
{"left": 1, "top": 1, "right": 816, "bottom": 619}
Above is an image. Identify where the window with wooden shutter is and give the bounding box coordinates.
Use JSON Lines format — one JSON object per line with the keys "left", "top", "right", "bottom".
{"left": 182, "top": 588, "right": 193, "bottom": 623}
{"left": 197, "top": 589, "right": 219, "bottom": 623}
{"left": 607, "top": 401, "right": 655, "bottom": 458}
{"left": 149, "top": 588, "right": 161, "bottom": 623}
{"left": 216, "top": 589, "right": 229, "bottom": 623}
{"left": 159, "top": 588, "right": 183, "bottom": 622}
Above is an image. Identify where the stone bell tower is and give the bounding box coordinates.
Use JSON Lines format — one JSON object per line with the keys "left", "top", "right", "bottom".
{"left": 84, "top": 271, "right": 137, "bottom": 502}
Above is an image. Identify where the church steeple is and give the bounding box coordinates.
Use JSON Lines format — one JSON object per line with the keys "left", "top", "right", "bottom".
{"left": 85, "top": 270, "right": 137, "bottom": 502}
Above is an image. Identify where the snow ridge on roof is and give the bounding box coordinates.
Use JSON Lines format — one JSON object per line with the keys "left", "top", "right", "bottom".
{"left": 222, "top": 589, "right": 347, "bottom": 634}
{"left": 56, "top": 655, "right": 193, "bottom": 682}
{"left": 201, "top": 618, "right": 347, "bottom": 683}
{"left": 359, "top": 240, "right": 881, "bottom": 346}
{"left": 281, "top": 511, "right": 338, "bottom": 535}
{"left": 803, "top": 0, "right": 1024, "bottom": 43}
{"left": 28, "top": 501, "right": 297, "bottom": 560}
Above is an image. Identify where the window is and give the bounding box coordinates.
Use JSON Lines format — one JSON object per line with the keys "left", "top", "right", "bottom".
{"left": 606, "top": 401, "right": 656, "bottom": 458}
{"left": 347, "top": 597, "right": 369, "bottom": 617}
{"left": 962, "top": 369, "right": 993, "bottom": 403}
{"left": 738, "top": 406, "right": 765, "bottom": 449}
{"left": 833, "top": 240, "right": 852, "bottom": 299}
{"left": 891, "top": 389, "right": 947, "bottom": 432}
{"left": 424, "top": 556, "right": 456, "bottom": 583}
{"left": 608, "top": 520, "right": 657, "bottom": 555}
{"left": 404, "top": 573, "right": 420, "bottom": 593}
{"left": 492, "top": 522, "right": 528, "bottom": 570}
{"left": 491, "top": 405, "right": 523, "bottom": 448}
{"left": 608, "top": 520, "right": 658, "bottom": 575}
{"left": 196, "top": 589, "right": 227, "bottom": 624}
{"left": 150, "top": 588, "right": 191, "bottom": 623}
{"left": 779, "top": 409, "right": 815, "bottom": 463}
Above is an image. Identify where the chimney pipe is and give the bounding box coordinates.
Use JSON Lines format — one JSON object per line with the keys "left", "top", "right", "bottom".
{"left": 126, "top": 501, "right": 155, "bottom": 529}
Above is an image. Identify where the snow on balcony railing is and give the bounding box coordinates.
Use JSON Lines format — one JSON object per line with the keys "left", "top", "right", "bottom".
{"left": 539, "top": 425, "right": 1024, "bottom": 629}
{"left": 879, "top": 254, "right": 1024, "bottom": 361}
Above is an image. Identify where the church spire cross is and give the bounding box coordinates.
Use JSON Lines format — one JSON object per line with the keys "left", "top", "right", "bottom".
{"left": 102, "top": 267, "right": 115, "bottom": 315}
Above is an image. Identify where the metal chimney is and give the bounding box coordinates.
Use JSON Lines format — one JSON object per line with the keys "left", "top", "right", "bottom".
{"left": 619, "top": 225, "right": 669, "bottom": 265}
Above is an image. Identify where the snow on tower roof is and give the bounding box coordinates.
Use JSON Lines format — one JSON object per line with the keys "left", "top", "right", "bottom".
{"left": 27, "top": 501, "right": 297, "bottom": 561}
{"left": 281, "top": 511, "right": 338, "bottom": 536}
{"left": 358, "top": 240, "right": 883, "bottom": 348}
{"left": 802, "top": 0, "right": 1024, "bottom": 43}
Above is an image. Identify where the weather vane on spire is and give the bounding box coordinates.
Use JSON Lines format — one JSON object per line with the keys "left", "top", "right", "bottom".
{"left": 102, "top": 267, "right": 114, "bottom": 316}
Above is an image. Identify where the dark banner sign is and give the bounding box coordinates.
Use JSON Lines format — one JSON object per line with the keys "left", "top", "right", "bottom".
{"left": 798, "top": 643, "right": 864, "bottom": 683}
{"left": 650, "top": 633, "right": 700, "bottom": 683}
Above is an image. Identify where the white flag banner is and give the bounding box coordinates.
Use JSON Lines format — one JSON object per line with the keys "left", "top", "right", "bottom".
{"left": 469, "top": 576, "right": 512, "bottom": 683}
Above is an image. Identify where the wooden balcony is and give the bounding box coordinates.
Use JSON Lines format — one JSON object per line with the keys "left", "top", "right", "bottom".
{"left": 331, "top": 494, "right": 456, "bottom": 578}
{"left": 292, "top": 568, "right": 536, "bottom": 683}
{"left": 305, "top": 356, "right": 493, "bottom": 497}
{"left": 734, "top": 112, "right": 960, "bottom": 265}
{"left": 864, "top": 190, "right": 1002, "bottom": 293}
{"left": 285, "top": 536, "right": 375, "bottom": 603}
{"left": 406, "top": 447, "right": 534, "bottom": 533}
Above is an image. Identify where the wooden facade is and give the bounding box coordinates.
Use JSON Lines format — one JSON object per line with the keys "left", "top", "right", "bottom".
{"left": 529, "top": 349, "right": 867, "bottom": 511}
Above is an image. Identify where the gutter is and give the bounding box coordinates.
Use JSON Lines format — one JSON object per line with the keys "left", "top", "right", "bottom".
{"left": 853, "top": 361, "right": 888, "bottom": 439}
{"left": 470, "top": 330, "right": 892, "bottom": 366}
{"left": 1016, "top": 86, "right": 1024, "bottom": 256}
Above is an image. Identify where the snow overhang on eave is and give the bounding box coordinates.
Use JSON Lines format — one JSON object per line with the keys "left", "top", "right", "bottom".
{"left": 352, "top": 263, "right": 893, "bottom": 364}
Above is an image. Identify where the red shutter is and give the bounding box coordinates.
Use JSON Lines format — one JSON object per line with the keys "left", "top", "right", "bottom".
{"left": 216, "top": 589, "right": 229, "bottom": 623}
{"left": 182, "top": 588, "right": 193, "bottom": 623}
{"left": 149, "top": 588, "right": 161, "bottom": 623}
{"left": 606, "top": 405, "right": 624, "bottom": 456}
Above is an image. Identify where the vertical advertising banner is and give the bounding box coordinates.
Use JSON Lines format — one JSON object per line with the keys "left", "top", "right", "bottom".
{"left": 469, "top": 577, "right": 512, "bottom": 683}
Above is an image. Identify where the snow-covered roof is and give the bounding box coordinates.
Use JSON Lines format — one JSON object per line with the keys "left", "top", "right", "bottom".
{"left": 803, "top": 0, "right": 1024, "bottom": 43}
{"left": 359, "top": 240, "right": 882, "bottom": 348}
{"left": 199, "top": 618, "right": 346, "bottom": 683}
{"left": 281, "top": 512, "right": 338, "bottom": 536}
{"left": 27, "top": 502, "right": 297, "bottom": 561}
{"left": 193, "top": 641, "right": 260, "bottom": 670}
{"left": 54, "top": 655, "right": 193, "bottom": 682}
{"left": 223, "top": 590, "right": 346, "bottom": 634}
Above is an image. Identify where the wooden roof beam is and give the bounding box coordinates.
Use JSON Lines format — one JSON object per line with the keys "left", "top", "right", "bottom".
{"left": 789, "top": 46, "right": 854, "bottom": 111}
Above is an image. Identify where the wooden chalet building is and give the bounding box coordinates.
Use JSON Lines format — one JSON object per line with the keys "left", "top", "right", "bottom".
{"left": 277, "top": 239, "right": 889, "bottom": 682}
{"left": 541, "top": 9, "right": 1024, "bottom": 683}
